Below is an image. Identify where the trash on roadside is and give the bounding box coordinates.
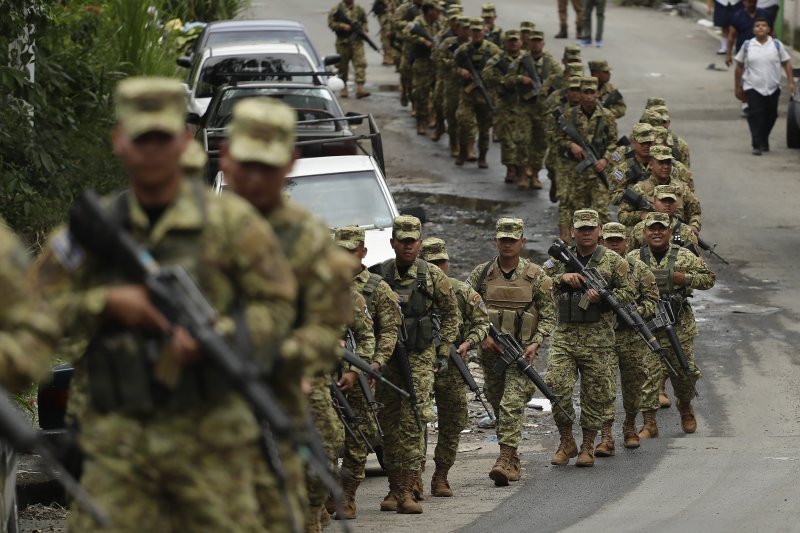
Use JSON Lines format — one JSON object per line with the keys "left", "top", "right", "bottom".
{"left": 527, "top": 398, "right": 552, "bottom": 412}
{"left": 483, "top": 435, "right": 498, "bottom": 443}
{"left": 460, "top": 428, "right": 472, "bottom": 434}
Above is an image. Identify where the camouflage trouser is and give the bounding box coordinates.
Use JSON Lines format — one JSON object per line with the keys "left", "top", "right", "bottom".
{"left": 639, "top": 340, "right": 663, "bottom": 411}
{"left": 341, "top": 381, "right": 379, "bottom": 482}
{"left": 564, "top": 169, "right": 611, "bottom": 224}
{"left": 433, "top": 363, "right": 468, "bottom": 466}
{"left": 336, "top": 39, "right": 367, "bottom": 85}
{"left": 399, "top": 45, "right": 413, "bottom": 100}
{"left": 497, "top": 104, "right": 530, "bottom": 166}
{"left": 254, "top": 443, "right": 307, "bottom": 533}
{"left": 559, "top": 0, "right": 584, "bottom": 26}
{"left": 306, "top": 377, "right": 343, "bottom": 509}
{"left": 555, "top": 156, "right": 578, "bottom": 227}
{"left": 524, "top": 104, "right": 548, "bottom": 171}
{"left": 376, "top": 347, "right": 436, "bottom": 472}
{"left": 444, "top": 78, "right": 462, "bottom": 148}
{"left": 69, "top": 405, "right": 267, "bottom": 532}
{"left": 546, "top": 343, "right": 616, "bottom": 430}
{"left": 456, "top": 91, "right": 492, "bottom": 150}
{"left": 411, "top": 57, "right": 436, "bottom": 122}
{"left": 613, "top": 329, "right": 648, "bottom": 417}
{"left": 656, "top": 332, "right": 700, "bottom": 404}
{"left": 379, "top": 14, "right": 393, "bottom": 53}
{"left": 479, "top": 349, "right": 536, "bottom": 448}
{"left": 432, "top": 68, "right": 447, "bottom": 125}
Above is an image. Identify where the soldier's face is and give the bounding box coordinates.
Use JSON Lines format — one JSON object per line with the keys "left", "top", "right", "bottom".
{"left": 530, "top": 39, "right": 544, "bottom": 55}
{"left": 649, "top": 159, "right": 672, "bottom": 180}
{"left": 495, "top": 237, "right": 525, "bottom": 259}
{"left": 113, "top": 128, "right": 189, "bottom": 188}
{"left": 521, "top": 33, "right": 531, "bottom": 46}
{"left": 471, "top": 29, "right": 484, "bottom": 43}
{"left": 506, "top": 39, "right": 521, "bottom": 54}
{"left": 571, "top": 226, "right": 600, "bottom": 248}
{"left": 567, "top": 88, "right": 582, "bottom": 105}
{"left": 223, "top": 151, "right": 294, "bottom": 212}
{"left": 581, "top": 89, "right": 597, "bottom": 110}
{"left": 644, "top": 224, "right": 671, "bottom": 250}
{"left": 603, "top": 237, "right": 627, "bottom": 256}
{"left": 633, "top": 140, "right": 652, "bottom": 159}
{"left": 431, "top": 259, "right": 450, "bottom": 275}
{"left": 593, "top": 71, "right": 610, "bottom": 83}
{"left": 391, "top": 237, "right": 421, "bottom": 265}
{"left": 654, "top": 197, "right": 677, "bottom": 216}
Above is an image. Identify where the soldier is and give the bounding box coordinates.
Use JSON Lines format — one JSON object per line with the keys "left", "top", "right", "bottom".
{"left": 628, "top": 185, "right": 700, "bottom": 252}
{"left": 468, "top": 218, "right": 556, "bottom": 486}
{"left": 617, "top": 145, "right": 701, "bottom": 234}
{"left": 430, "top": 6, "right": 463, "bottom": 142}
{"left": 393, "top": 0, "right": 425, "bottom": 107}
{"left": 34, "top": 77, "right": 297, "bottom": 531}
{"left": 589, "top": 60, "right": 626, "bottom": 119}
{"left": 639, "top": 108, "right": 691, "bottom": 169}
{"left": 556, "top": 0, "right": 584, "bottom": 39}
{"left": 333, "top": 225, "right": 401, "bottom": 519}
{"left": 545, "top": 45, "right": 582, "bottom": 96}
{"left": 637, "top": 212, "right": 716, "bottom": 435}
{"left": 437, "top": 15, "right": 471, "bottom": 157}
{"left": 598, "top": 222, "right": 658, "bottom": 454}
{"left": 180, "top": 137, "right": 208, "bottom": 180}
{"left": 373, "top": 0, "right": 396, "bottom": 65}
{"left": 482, "top": 3, "right": 503, "bottom": 47}
{"left": 221, "top": 98, "right": 353, "bottom": 532}
{"left": 543, "top": 209, "right": 634, "bottom": 468}
{"left": 608, "top": 123, "right": 654, "bottom": 205}
{"left": 651, "top": 105, "right": 691, "bottom": 168}
{"left": 369, "top": 215, "right": 459, "bottom": 514}
{"left": 652, "top": 126, "right": 695, "bottom": 191}
{"left": 407, "top": 0, "right": 443, "bottom": 135}
{"left": 328, "top": 0, "right": 371, "bottom": 99}
{"left": 420, "top": 237, "right": 489, "bottom": 496}
{"left": 555, "top": 76, "right": 618, "bottom": 226}
{"left": 454, "top": 18, "right": 501, "bottom": 168}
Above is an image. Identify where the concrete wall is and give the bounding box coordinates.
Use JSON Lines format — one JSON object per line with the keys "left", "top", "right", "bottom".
{"left": 784, "top": 0, "right": 799, "bottom": 51}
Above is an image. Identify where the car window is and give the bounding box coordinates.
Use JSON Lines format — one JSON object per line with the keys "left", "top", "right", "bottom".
{"left": 206, "top": 30, "right": 319, "bottom": 64}
{"left": 286, "top": 171, "right": 394, "bottom": 229}
{"left": 196, "top": 54, "right": 314, "bottom": 98}
{"left": 208, "top": 88, "right": 337, "bottom": 128}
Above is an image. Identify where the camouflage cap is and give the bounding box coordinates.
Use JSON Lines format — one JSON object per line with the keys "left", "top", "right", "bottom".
{"left": 588, "top": 59, "right": 610, "bottom": 72}
{"left": 645, "top": 96, "right": 666, "bottom": 109}
{"left": 457, "top": 15, "right": 471, "bottom": 27}
{"left": 505, "top": 29, "right": 521, "bottom": 41}
{"left": 334, "top": 225, "right": 365, "bottom": 250}
{"left": 530, "top": 30, "right": 544, "bottom": 40}
{"left": 563, "top": 44, "right": 581, "bottom": 58}
{"left": 652, "top": 125, "right": 672, "bottom": 145}
{"left": 469, "top": 17, "right": 484, "bottom": 30}
{"left": 654, "top": 184, "right": 678, "bottom": 201}
{"left": 520, "top": 21, "right": 536, "bottom": 32}
{"left": 495, "top": 217, "right": 524, "bottom": 239}
{"left": 601, "top": 222, "right": 627, "bottom": 240}
{"left": 420, "top": 237, "right": 449, "bottom": 262}
{"left": 393, "top": 215, "right": 422, "bottom": 240}
{"left": 181, "top": 138, "right": 208, "bottom": 172}
{"left": 631, "top": 122, "right": 655, "bottom": 143}
{"left": 422, "top": 0, "right": 441, "bottom": 8}
{"left": 650, "top": 104, "right": 670, "bottom": 120}
{"left": 573, "top": 209, "right": 600, "bottom": 228}
{"left": 447, "top": 5, "right": 462, "bottom": 18}
{"left": 566, "top": 62, "right": 584, "bottom": 77}
{"left": 639, "top": 109, "right": 666, "bottom": 126}
{"left": 644, "top": 211, "right": 671, "bottom": 228}
{"left": 228, "top": 98, "right": 296, "bottom": 166}
{"left": 580, "top": 76, "right": 598, "bottom": 91}
{"left": 115, "top": 77, "right": 186, "bottom": 138}
{"left": 649, "top": 144, "right": 673, "bottom": 161}
{"left": 481, "top": 2, "right": 496, "bottom": 14}
{"left": 567, "top": 76, "right": 583, "bottom": 89}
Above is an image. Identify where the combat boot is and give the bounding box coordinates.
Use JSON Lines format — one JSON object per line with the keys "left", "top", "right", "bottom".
{"left": 335, "top": 477, "right": 360, "bottom": 520}
{"left": 416, "top": 118, "right": 427, "bottom": 136}
{"left": 659, "top": 374, "right": 672, "bottom": 408}
{"left": 465, "top": 140, "right": 478, "bottom": 162}
{"left": 478, "top": 149, "right": 489, "bottom": 169}
{"left": 489, "top": 444, "right": 514, "bottom": 486}
{"left": 622, "top": 412, "right": 641, "bottom": 448}
{"left": 594, "top": 422, "right": 615, "bottom": 457}
{"left": 450, "top": 144, "right": 460, "bottom": 158}
{"left": 430, "top": 120, "right": 446, "bottom": 142}
{"left": 555, "top": 24, "right": 568, "bottom": 38}
{"left": 559, "top": 224, "right": 572, "bottom": 245}
{"left": 340, "top": 86, "right": 349, "bottom": 99}
{"left": 638, "top": 410, "right": 659, "bottom": 439}
{"left": 516, "top": 169, "right": 529, "bottom": 190}
{"left": 380, "top": 470, "right": 399, "bottom": 511}
{"left": 505, "top": 165, "right": 517, "bottom": 184}
{"left": 431, "top": 461, "right": 453, "bottom": 497}
{"left": 396, "top": 470, "right": 423, "bottom": 514}
{"left": 413, "top": 464, "right": 425, "bottom": 501}
{"left": 677, "top": 400, "right": 697, "bottom": 434}
{"left": 455, "top": 144, "right": 468, "bottom": 166}
{"left": 356, "top": 83, "right": 371, "bottom": 99}
{"left": 530, "top": 175, "right": 543, "bottom": 189}
{"left": 306, "top": 505, "right": 322, "bottom": 533}
{"left": 383, "top": 50, "right": 394, "bottom": 66}
{"left": 575, "top": 428, "right": 597, "bottom": 467}
{"left": 551, "top": 424, "right": 578, "bottom": 465}
{"left": 508, "top": 449, "right": 521, "bottom": 482}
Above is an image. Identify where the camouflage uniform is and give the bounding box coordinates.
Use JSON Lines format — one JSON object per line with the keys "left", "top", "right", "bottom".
{"left": 429, "top": 11, "right": 461, "bottom": 139}
{"left": 555, "top": 77, "right": 618, "bottom": 225}
{"left": 589, "top": 60, "right": 626, "bottom": 119}
{"left": 406, "top": 12, "right": 443, "bottom": 128}
{"left": 558, "top": 0, "right": 584, "bottom": 37}
{"left": 435, "top": 22, "right": 468, "bottom": 154}
{"left": 328, "top": 2, "right": 370, "bottom": 91}
{"left": 523, "top": 43, "right": 562, "bottom": 183}
{"left": 468, "top": 219, "right": 556, "bottom": 485}
{"left": 369, "top": 216, "right": 459, "bottom": 513}
{"left": 639, "top": 109, "right": 691, "bottom": 168}
{"left": 393, "top": 0, "right": 424, "bottom": 106}
{"left": 373, "top": 0, "right": 396, "bottom": 64}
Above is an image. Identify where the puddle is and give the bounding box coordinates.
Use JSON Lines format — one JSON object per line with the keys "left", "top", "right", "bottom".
{"left": 394, "top": 190, "right": 521, "bottom": 213}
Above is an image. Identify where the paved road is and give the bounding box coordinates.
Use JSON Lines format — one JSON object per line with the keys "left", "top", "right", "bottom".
{"left": 248, "top": 1, "right": 800, "bottom": 532}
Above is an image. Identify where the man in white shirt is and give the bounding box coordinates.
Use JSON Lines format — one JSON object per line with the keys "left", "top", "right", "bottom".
{"left": 734, "top": 16, "right": 795, "bottom": 155}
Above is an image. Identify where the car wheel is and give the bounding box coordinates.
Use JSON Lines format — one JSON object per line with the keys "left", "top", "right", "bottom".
{"left": 787, "top": 96, "right": 800, "bottom": 149}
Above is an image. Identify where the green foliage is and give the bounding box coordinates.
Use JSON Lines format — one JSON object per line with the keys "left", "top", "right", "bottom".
{"left": 163, "top": 0, "right": 251, "bottom": 22}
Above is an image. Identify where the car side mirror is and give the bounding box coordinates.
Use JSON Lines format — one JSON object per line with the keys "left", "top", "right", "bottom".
{"left": 345, "top": 111, "right": 364, "bottom": 125}
{"left": 401, "top": 206, "right": 427, "bottom": 224}
{"left": 323, "top": 54, "right": 341, "bottom": 67}
{"left": 176, "top": 56, "right": 192, "bottom": 69}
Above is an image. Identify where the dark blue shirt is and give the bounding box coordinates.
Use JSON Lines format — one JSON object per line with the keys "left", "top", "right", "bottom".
{"left": 731, "top": 6, "right": 769, "bottom": 51}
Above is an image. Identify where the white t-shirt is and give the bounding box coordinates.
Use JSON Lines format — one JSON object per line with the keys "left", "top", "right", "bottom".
{"left": 757, "top": 0, "right": 778, "bottom": 8}
{"left": 734, "top": 36, "right": 791, "bottom": 95}
{"left": 715, "top": 0, "right": 741, "bottom": 5}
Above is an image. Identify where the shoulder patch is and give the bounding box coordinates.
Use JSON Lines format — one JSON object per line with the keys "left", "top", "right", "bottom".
{"left": 50, "top": 230, "right": 85, "bottom": 272}
{"left": 612, "top": 152, "right": 622, "bottom": 161}
{"left": 543, "top": 259, "right": 555, "bottom": 269}
{"left": 613, "top": 170, "right": 624, "bottom": 181}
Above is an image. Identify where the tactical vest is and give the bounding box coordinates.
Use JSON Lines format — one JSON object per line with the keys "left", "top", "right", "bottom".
{"left": 557, "top": 246, "right": 606, "bottom": 323}
{"left": 475, "top": 259, "right": 539, "bottom": 342}
{"left": 374, "top": 259, "right": 434, "bottom": 352}
{"left": 625, "top": 155, "right": 646, "bottom": 184}
{"left": 639, "top": 245, "right": 681, "bottom": 295}
{"left": 570, "top": 106, "right": 608, "bottom": 160}
{"left": 84, "top": 182, "right": 235, "bottom": 416}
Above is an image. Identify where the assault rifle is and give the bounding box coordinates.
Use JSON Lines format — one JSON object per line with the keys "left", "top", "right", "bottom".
{"left": 601, "top": 88, "right": 624, "bottom": 108}
{"left": 409, "top": 23, "right": 436, "bottom": 45}
{"left": 558, "top": 115, "right": 610, "bottom": 187}
{"left": 648, "top": 299, "right": 699, "bottom": 397}
{"left": 330, "top": 380, "right": 375, "bottom": 453}
{"left": 696, "top": 236, "right": 729, "bottom": 264}
{"left": 0, "top": 390, "right": 109, "bottom": 527}
{"left": 488, "top": 324, "right": 573, "bottom": 421}
{"left": 342, "top": 348, "right": 409, "bottom": 398}
{"left": 67, "top": 190, "right": 340, "bottom": 503}
{"left": 518, "top": 54, "right": 542, "bottom": 99}
{"left": 432, "top": 313, "right": 494, "bottom": 422}
{"left": 456, "top": 49, "right": 495, "bottom": 113}
{"left": 334, "top": 8, "right": 380, "bottom": 51}
{"left": 357, "top": 372, "right": 384, "bottom": 437}
{"left": 395, "top": 322, "right": 422, "bottom": 431}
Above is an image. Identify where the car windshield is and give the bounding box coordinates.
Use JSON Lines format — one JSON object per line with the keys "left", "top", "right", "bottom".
{"left": 286, "top": 170, "right": 394, "bottom": 229}
{"left": 206, "top": 30, "right": 318, "bottom": 63}
{"left": 208, "top": 87, "right": 338, "bottom": 128}
{"left": 196, "top": 54, "right": 314, "bottom": 97}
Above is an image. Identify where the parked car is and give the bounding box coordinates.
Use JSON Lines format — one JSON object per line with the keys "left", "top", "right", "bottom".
{"left": 192, "top": 81, "right": 359, "bottom": 182}
{"left": 178, "top": 19, "right": 338, "bottom": 73}
{"left": 182, "top": 43, "right": 319, "bottom": 117}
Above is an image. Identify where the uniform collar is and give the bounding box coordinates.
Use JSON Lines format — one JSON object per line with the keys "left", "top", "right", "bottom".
{"left": 127, "top": 180, "right": 203, "bottom": 244}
